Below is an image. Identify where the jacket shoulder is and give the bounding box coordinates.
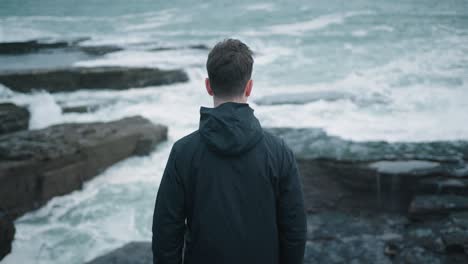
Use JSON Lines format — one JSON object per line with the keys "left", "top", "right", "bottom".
{"left": 262, "top": 129, "right": 297, "bottom": 165}
{"left": 262, "top": 129, "right": 289, "bottom": 151}
{"left": 172, "top": 130, "right": 201, "bottom": 153}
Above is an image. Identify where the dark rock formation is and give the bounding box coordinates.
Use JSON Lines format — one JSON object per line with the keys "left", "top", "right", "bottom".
{"left": 149, "top": 44, "right": 210, "bottom": 52}
{"left": 409, "top": 195, "right": 468, "bottom": 219}
{"left": 304, "top": 211, "right": 468, "bottom": 263}
{"left": 62, "top": 104, "right": 100, "bottom": 113}
{"left": 0, "top": 103, "right": 30, "bottom": 135}
{"left": 86, "top": 242, "right": 152, "bottom": 264}
{"left": 0, "top": 40, "right": 69, "bottom": 54}
{"left": 268, "top": 127, "right": 468, "bottom": 262}
{"left": 0, "top": 116, "right": 167, "bottom": 219}
{"left": 0, "top": 67, "right": 189, "bottom": 93}
{"left": 267, "top": 127, "right": 468, "bottom": 213}
{"left": 0, "top": 38, "right": 123, "bottom": 56}
{"left": 0, "top": 210, "right": 15, "bottom": 261}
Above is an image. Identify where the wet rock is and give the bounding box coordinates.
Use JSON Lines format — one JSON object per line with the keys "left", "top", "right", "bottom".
{"left": 0, "top": 116, "right": 167, "bottom": 219}
{"left": 417, "top": 178, "right": 468, "bottom": 196}
{"left": 396, "top": 246, "right": 443, "bottom": 264}
{"left": 0, "top": 103, "right": 30, "bottom": 135}
{"left": 0, "top": 210, "right": 15, "bottom": 261}
{"left": 0, "top": 40, "right": 69, "bottom": 54}
{"left": 149, "top": 44, "right": 210, "bottom": 52}
{"left": 0, "top": 38, "right": 122, "bottom": 56}
{"left": 406, "top": 227, "right": 446, "bottom": 253}
{"left": 267, "top": 127, "right": 468, "bottom": 213}
{"left": 86, "top": 242, "right": 152, "bottom": 264}
{"left": 0, "top": 67, "right": 189, "bottom": 93}
{"left": 304, "top": 212, "right": 402, "bottom": 264}
{"left": 62, "top": 104, "right": 100, "bottom": 113}
{"left": 441, "top": 228, "right": 468, "bottom": 254}
{"left": 268, "top": 128, "right": 468, "bottom": 162}
{"left": 450, "top": 212, "right": 468, "bottom": 229}
{"left": 409, "top": 195, "right": 468, "bottom": 219}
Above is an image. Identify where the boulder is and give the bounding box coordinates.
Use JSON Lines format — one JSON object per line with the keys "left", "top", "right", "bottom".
{"left": 0, "top": 103, "right": 30, "bottom": 135}
{"left": 86, "top": 242, "right": 152, "bottom": 264}
{"left": 0, "top": 67, "right": 189, "bottom": 93}
{"left": 0, "top": 116, "right": 167, "bottom": 219}
{"left": 0, "top": 210, "right": 15, "bottom": 261}
{"left": 267, "top": 128, "right": 468, "bottom": 213}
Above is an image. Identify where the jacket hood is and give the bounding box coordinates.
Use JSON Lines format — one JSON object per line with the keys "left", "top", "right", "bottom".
{"left": 199, "top": 102, "right": 264, "bottom": 156}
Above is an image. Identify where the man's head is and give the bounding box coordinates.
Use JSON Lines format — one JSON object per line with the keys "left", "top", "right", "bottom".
{"left": 205, "top": 39, "right": 254, "bottom": 104}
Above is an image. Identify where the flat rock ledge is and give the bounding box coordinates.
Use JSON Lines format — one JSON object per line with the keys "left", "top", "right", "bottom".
{"left": 0, "top": 116, "right": 167, "bottom": 220}
{"left": 0, "top": 38, "right": 122, "bottom": 56}
{"left": 0, "top": 67, "right": 189, "bottom": 93}
{"left": 0, "top": 103, "right": 29, "bottom": 135}
{"left": 266, "top": 127, "right": 468, "bottom": 213}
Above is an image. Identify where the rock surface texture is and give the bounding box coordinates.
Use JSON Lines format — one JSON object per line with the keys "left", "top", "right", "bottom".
{"left": 267, "top": 127, "right": 468, "bottom": 213}
{"left": 0, "top": 67, "right": 189, "bottom": 93}
{"left": 0, "top": 103, "right": 30, "bottom": 135}
{"left": 0, "top": 116, "right": 167, "bottom": 219}
{"left": 269, "top": 127, "right": 468, "bottom": 263}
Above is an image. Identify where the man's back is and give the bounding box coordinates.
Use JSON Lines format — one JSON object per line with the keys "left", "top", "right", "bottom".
{"left": 152, "top": 102, "right": 306, "bottom": 264}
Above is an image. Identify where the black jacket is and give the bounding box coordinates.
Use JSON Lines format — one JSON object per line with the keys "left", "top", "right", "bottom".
{"left": 152, "top": 102, "right": 306, "bottom": 264}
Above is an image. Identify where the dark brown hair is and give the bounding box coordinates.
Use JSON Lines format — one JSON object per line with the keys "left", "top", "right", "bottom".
{"left": 206, "top": 39, "right": 253, "bottom": 98}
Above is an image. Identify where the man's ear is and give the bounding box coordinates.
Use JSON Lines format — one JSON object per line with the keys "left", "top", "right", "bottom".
{"left": 205, "top": 78, "right": 214, "bottom": 96}
{"left": 245, "top": 79, "right": 253, "bottom": 97}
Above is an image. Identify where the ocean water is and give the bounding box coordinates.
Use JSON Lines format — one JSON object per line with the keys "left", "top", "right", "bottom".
{"left": 1, "top": 0, "right": 468, "bottom": 263}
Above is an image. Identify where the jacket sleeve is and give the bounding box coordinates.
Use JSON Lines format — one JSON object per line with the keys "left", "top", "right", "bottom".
{"left": 277, "top": 145, "right": 307, "bottom": 264}
{"left": 152, "top": 146, "right": 186, "bottom": 264}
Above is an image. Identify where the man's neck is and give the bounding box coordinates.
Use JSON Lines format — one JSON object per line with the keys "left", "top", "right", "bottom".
{"left": 213, "top": 96, "right": 247, "bottom": 107}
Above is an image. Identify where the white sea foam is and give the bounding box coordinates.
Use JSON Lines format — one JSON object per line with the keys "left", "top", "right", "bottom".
{"left": 244, "top": 3, "right": 276, "bottom": 12}
{"left": 266, "top": 11, "right": 373, "bottom": 36}
{"left": 373, "top": 25, "right": 394, "bottom": 32}
{"left": 351, "top": 30, "right": 368, "bottom": 37}
{"left": 28, "top": 92, "right": 63, "bottom": 129}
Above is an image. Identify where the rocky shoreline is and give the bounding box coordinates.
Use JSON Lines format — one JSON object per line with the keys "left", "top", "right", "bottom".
{"left": 0, "top": 115, "right": 168, "bottom": 260}
{"left": 84, "top": 128, "right": 468, "bottom": 264}
{"left": 0, "top": 37, "right": 186, "bottom": 260}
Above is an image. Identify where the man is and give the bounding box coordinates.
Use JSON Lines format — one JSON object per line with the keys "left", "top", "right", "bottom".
{"left": 152, "top": 39, "right": 306, "bottom": 264}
